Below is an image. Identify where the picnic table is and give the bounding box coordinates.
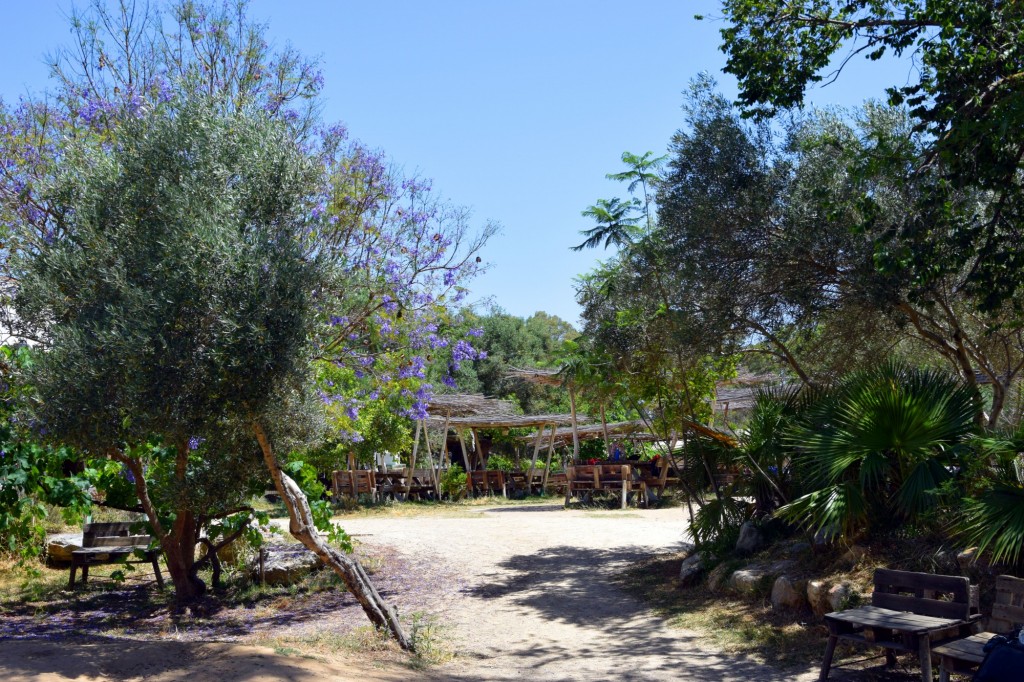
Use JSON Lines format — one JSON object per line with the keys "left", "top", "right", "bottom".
{"left": 376, "top": 469, "right": 435, "bottom": 500}
{"left": 820, "top": 568, "right": 979, "bottom": 682}
{"left": 565, "top": 464, "right": 646, "bottom": 509}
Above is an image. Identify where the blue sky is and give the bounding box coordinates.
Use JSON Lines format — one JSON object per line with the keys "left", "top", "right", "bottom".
{"left": 0, "top": 1, "right": 904, "bottom": 326}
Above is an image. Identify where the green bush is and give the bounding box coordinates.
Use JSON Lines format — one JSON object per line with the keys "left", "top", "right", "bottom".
{"left": 440, "top": 465, "right": 468, "bottom": 501}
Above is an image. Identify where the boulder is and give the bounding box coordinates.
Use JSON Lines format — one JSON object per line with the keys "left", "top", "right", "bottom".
{"left": 46, "top": 533, "right": 83, "bottom": 564}
{"left": 679, "top": 542, "right": 697, "bottom": 560}
{"left": 730, "top": 560, "right": 797, "bottom": 597}
{"left": 827, "top": 581, "right": 856, "bottom": 612}
{"left": 841, "top": 545, "right": 868, "bottom": 565}
{"left": 730, "top": 566, "right": 773, "bottom": 596}
{"left": 254, "top": 544, "right": 322, "bottom": 586}
{"left": 957, "top": 547, "right": 983, "bottom": 570}
{"left": 735, "top": 521, "right": 765, "bottom": 555}
{"left": 782, "top": 541, "right": 811, "bottom": 557}
{"left": 678, "top": 553, "right": 705, "bottom": 586}
{"left": 807, "top": 579, "right": 833, "bottom": 616}
{"left": 771, "top": 575, "right": 809, "bottom": 611}
{"left": 707, "top": 562, "right": 734, "bottom": 592}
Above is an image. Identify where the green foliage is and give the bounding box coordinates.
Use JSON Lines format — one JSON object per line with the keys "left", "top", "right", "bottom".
{"left": 954, "top": 429, "right": 1024, "bottom": 566}
{"left": 16, "top": 98, "right": 323, "bottom": 454}
{"left": 485, "top": 455, "right": 515, "bottom": 473}
{"left": 720, "top": 1, "right": 1024, "bottom": 311}
{"left": 777, "top": 361, "right": 979, "bottom": 540}
{"left": 439, "top": 465, "right": 467, "bottom": 501}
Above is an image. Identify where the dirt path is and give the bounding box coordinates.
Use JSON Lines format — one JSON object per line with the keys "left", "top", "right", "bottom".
{"left": 339, "top": 503, "right": 821, "bottom": 681}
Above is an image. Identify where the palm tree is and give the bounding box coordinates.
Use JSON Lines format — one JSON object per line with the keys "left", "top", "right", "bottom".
{"left": 606, "top": 150, "right": 668, "bottom": 232}
{"left": 571, "top": 197, "right": 641, "bottom": 252}
{"left": 776, "top": 361, "right": 979, "bottom": 541}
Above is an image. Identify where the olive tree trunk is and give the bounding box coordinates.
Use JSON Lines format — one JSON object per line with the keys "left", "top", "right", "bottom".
{"left": 252, "top": 422, "right": 413, "bottom": 651}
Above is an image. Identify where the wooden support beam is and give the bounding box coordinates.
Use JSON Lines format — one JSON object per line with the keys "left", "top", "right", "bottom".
{"left": 404, "top": 419, "right": 421, "bottom": 497}
{"left": 541, "top": 423, "right": 556, "bottom": 491}
{"left": 457, "top": 430, "right": 472, "bottom": 472}
{"left": 420, "top": 420, "right": 440, "bottom": 497}
{"left": 527, "top": 424, "right": 545, "bottom": 494}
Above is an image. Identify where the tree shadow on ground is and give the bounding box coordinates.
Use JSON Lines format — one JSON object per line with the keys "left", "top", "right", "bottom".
{"left": 452, "top": 544, "right": 802, "bottom": 681}
{"left": 0, "top": 635, "right": 379, "bottom": 682}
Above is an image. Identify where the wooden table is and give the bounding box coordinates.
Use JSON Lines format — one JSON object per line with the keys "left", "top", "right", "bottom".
{"left": 823, "top": 606, "right": 974, "bottom": 682}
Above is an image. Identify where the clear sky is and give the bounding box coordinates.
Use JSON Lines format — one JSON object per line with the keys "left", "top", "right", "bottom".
{"left": 0, "top": 1, "right": 903, "bottom": 327}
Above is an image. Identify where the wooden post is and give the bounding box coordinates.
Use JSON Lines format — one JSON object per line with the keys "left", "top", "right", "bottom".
{"left": 348, "top": 450, "right": 356, "bottom": 501}
{"left": 569, "top": 388, "right": 581, "bottom": 463}
{"left": 526, "top": 425, "right": 545, "bottom": 495}
{"left": 439, "top": 414, "right": 451, "bottom": 468}
{"left": 403, "top": 419, "right": 421, "bottom": 497}
{"left": 421, "top": 420, "right": 440, "bottom": 498}
{"left": 471, "top": 428, "right": 482, "bottom": 469}
{"left": 541, "top": 423, "right": 556, "bottom": 491}
{"left": 658, "top": 435, "right": 675, "bottom": 495}
{"left": 601, "top": 403, "right": 611, "bottom": 458}
{"left": 456, "top": 430, "right": 472, "bottom": 472}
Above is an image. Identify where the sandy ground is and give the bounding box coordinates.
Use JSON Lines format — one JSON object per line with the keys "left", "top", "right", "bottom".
{"left": 2, "top": 503, "right": 838, "bottom": 681}
{"left": 340, "top": 503, "right": 822, "bottom": 682}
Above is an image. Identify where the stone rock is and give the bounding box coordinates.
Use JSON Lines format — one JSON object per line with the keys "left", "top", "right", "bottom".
{"left": 812, "top": 530, "right": 832, "bottom": 551}
{"left": 707, "top": 562, "right": 733, "bottom": 592}
{"left": 729, "top": 560, "right": 797, "bottom": 597}
{"left": 678, "top": 553, "right": 705, "bottom": 586}
{"left": 841, "top": 545, "right": 868, "bottom": 565}
{"left": 827, "top": 581, "right": 856, "bottom": 612}
{"left": 679, "top": 542, "right": 697, "bottom": 560}
{"left": 957, "top": 547, "right": 983, "bottom": 570}
{"left": 771, "top": 575, "right": 809, "bottom": 611}
{"left": 735, "top": 521, "right": 765, "bottom": 555}
{"left": 730, "top": 566, "right": 773, "bottom": 596}
{"left": 254, "top": 544, "right": 322, "bottom": 586}
{"left": 46, "top": 533, "right": 83, "bottom": 564}
{"left": 782, "top": 541, "right": 811, "bottom": 557}
{"left": 807, "top": 579, "right": 833, "bottom": 617}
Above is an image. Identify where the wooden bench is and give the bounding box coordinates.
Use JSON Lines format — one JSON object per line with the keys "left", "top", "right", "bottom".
{"left": 565, "top": 464, "right": 646, "bottom": 509}
{"left": 544, "top": 472, "right": 568, "bottom": 495}
{"left": 69, "top": 521, "right": 164, "bottom": 589}
{"left": 467, "top": 470, "right": 506, "bottom": 498}
{"left": 332, "top": 469, "right": 378, "bottom": 502}
{"left": 933, "top": 574, "right": 1024, "bottom": 681}
{"left": 820, "top": 568, "right": 979, "bottom": 681}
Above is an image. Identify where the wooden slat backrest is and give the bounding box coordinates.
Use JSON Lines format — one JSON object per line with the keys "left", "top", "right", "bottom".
{"left": 82, "top": 522, "right": 152, "bottom": 548}
{"left": 991, "top": 575, "right": 1024, "bottom": 630}
{"left": 568, "top": 465, "right": 631, "bottom": 481}
{"left": 871, "top": 568, "right": 971, "bottom": 621}
{"left": 332, "top": 470, "right": 376, "bottom": 495}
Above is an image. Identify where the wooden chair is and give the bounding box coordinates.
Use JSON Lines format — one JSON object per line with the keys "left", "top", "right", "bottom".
{"left": 332, "top": 470, "right": 378, "bottom": 502}
{"left": 933, "top": 575, "right": 1024, "bottom": 681}
{"left": 69, "top": 522, "right": 164, "bottom": 589}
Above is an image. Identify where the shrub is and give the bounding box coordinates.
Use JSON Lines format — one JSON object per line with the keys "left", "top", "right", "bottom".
{"left": 440, "top": 465, "right": 468, "bottom": 501}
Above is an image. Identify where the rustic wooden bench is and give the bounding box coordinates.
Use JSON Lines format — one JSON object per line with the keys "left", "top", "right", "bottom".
{"left": 68, "top": 521, "right": 164, "bottom": 589}
{"left": 932, "top": 574, "right": 1024, "bottom": 681}
{"left": 467, "top": 470, "right": 506, "bottom": 498}
{"left": 820, "top": 568, "right": 978, "bottom": 681}
{"left": 565, "top": 464, "right": 645, "bottom": 509}
{"left": 544, "top": 472, "right": 568, "bottom": 495}
{"left": 332, "top": 469, "right": 378, "bottom": 502}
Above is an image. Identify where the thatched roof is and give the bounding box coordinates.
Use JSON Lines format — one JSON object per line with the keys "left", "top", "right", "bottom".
{"left": 425, "top": 394, "right": 516, "bottom": 419}
{"left": 427, "top": 413, "right": 586, "bottom": 429}
{"left": 516, "top": 420, "right": 654, "bottom": 446}
{"left": 506, "top": 366, "right": 563, "bottom": 387}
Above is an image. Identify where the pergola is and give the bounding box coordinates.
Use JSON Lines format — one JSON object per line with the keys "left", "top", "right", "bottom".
{"left": 398, "top": 393, "right": 582, "bottom": 495}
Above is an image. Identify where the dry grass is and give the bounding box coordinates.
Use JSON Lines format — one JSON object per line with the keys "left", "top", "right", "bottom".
{"left": 247, "top": 613, "right": 455, "bottom": 670}
{"left": 617, "top": 551, "right": 826, "bottom": 669}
